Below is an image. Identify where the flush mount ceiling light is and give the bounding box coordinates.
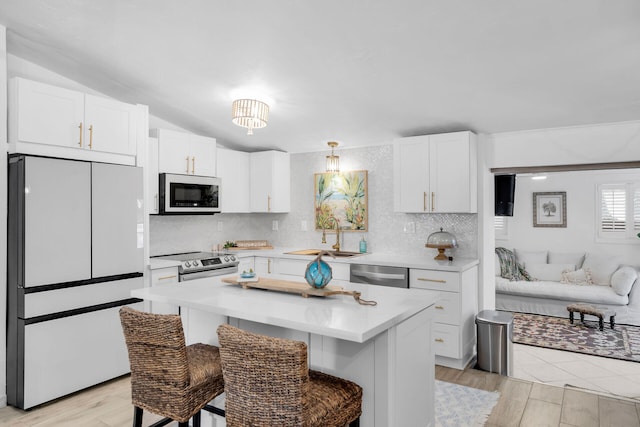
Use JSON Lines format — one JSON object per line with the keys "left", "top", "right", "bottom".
{"left": 232, "top": 99, "right": 269, "bottom": 135}
{"left": 326, "top": 141, "right": 340, "bottom": 172}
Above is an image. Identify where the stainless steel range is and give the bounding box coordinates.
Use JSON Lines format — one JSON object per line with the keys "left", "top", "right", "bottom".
{"left": 153, "top": 251, "right": 239, "bottom": 281}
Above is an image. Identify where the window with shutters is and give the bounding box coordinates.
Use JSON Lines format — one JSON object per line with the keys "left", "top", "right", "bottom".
{"left": 494, "top": 216, "right": 509, "bottom": 240}
{"left": 597, "top": 182, "right": 640, "bottom": 242}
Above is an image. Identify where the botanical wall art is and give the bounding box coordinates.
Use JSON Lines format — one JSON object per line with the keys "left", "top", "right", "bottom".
{"left": 314, "top": 170, "right": 368, "bottom": 232}
{"left": 533, "top": 191, "right": 567, "bottom": 227}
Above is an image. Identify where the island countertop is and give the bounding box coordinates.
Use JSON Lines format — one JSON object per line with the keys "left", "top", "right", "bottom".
{"left": 131, "top": 274, "right": 440, "bottom": 343}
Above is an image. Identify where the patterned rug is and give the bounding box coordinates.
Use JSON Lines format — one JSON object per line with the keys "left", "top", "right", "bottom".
{"left": 512, "top": 312, "right": 640, "bottom": 362}
{"left": 435, "top": 380, "right": 500, "bottom": 427}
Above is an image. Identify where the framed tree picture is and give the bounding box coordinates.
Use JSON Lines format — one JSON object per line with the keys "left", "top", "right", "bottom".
{"left": 314, "top": 170, "right": 368, "bottom": 231}
{"left": 533, "top": 191, "right": 567, "bottom": 227}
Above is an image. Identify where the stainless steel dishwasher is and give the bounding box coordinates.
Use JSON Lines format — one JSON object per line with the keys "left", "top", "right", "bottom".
{"left": 350, "top": 264, "right": 409, "bottom": 288}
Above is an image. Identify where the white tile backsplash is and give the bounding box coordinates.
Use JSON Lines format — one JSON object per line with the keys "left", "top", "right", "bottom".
{"left": 150, "top": 145, "right": 478, "bottom": 259}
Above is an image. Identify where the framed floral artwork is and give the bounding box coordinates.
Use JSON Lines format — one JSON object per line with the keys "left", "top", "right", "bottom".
{"left": 533, "top": 191, "right": 567, "bottom": 227}
{"left": 314, "top": 170, "right": 368, "bottom": 231}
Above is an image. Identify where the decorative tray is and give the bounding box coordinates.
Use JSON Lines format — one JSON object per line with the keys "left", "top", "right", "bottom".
{"left": 221, "top": 277, "right": 376, "bottom": 305}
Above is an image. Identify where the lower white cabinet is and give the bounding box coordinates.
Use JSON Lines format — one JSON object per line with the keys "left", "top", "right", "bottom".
{"left": 410, "top": 265, "right": 478, "bottom": 370}
{"left": 150, "top": 267, "right": 180, "bottom": 314}
{"left": 237, "top": 256, "right": 255, "bottom": 274}
{"left": 254, "top": 257, "right": 276, "bottom": 275}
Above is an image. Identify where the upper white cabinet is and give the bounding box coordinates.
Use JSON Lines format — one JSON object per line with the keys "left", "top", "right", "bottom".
{"left": 393, "top": 131, "right": 477, "bottom": 213}
{"left": 250, "top": 151, "right": 290, "bottom": 213}
{"left": 9, "top": 78, "right": 137, "bottom": 160}
{"left": 217, "top": 148, "right": 251, "bottom": 213}
{"left": 148, "top": 136, "right": 160, "bottom": 214}
{"left": 153, "top": 128, "right": 216, "bottom": 176}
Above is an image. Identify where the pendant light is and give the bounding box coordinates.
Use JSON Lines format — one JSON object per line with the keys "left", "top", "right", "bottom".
{"left": 326, "top": 141, "right": 340, "bottom": 172}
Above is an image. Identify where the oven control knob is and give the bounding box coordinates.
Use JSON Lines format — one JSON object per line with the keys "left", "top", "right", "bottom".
{"left": 192, "top": 260, "right": 199, "bottom": 266}
{"left": 224, "top": 256, "right": 230, "bottom": 262}
{"left": 230, "top": 256, "right": 236, "bottom": 261}
{"left": 184, "top": 261, "right": 191, "bottom": 268}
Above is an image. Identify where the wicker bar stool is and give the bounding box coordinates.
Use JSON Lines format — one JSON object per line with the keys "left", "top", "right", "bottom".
{"left": 217, "top": 323, "right": 363, "bottom": 427}
{"left": 119, "top": 307, "right": 225, "bottom": 427}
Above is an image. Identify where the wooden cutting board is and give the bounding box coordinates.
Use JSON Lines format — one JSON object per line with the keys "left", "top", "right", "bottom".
{"left": 222, "top": 276, "right": 344, "bottom": 297}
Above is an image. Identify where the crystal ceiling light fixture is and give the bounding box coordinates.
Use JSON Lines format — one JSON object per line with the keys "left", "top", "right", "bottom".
{"left": 231, "top": 99, "right": 269, "bottom": 135}
{"left": 326, "top": 141, "right": 340, "bottom": 172}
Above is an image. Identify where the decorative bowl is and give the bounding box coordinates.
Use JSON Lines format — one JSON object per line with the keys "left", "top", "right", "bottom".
{"left": 240, "top": 272, "right": 256, "bottom": 279}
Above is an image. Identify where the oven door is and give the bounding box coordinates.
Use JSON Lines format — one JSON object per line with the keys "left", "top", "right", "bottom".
{"left": 179, "top": 266, "right": 238, "bottom": 281}
{"left": 159, "top": 173, "right": 221, "bottom": 214}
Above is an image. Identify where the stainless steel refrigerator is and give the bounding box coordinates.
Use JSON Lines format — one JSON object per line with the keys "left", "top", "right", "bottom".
{"left": 7, "top": 154, "right": 144, "bottom": 409}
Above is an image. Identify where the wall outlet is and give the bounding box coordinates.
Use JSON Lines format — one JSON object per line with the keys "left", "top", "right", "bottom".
{"left": 404, "top": 222, "right": 416, "bottom": 234}
{"left": 272, "top": 220, "right": 279, "bottom": 231}
{"left": 217, "top": 221, "right": 223, "bottom": 232}
{"left": 301, "top": 220, "right": 308, "bottom": 231}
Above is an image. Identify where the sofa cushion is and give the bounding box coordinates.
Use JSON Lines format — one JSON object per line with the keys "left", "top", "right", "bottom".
{"left": 560, "top": 268, "right": 593, "bottom": 285}
{"left": 515, "top": 249, "right": 547, "bottom": 268}
{"left": 527, "top": 263, "right": 575, "bottom": 281}
{"left": 610, "top": 266, "right": 638, "bottom": 296}
{"left": 548, "top": 252, "right": 585, "bottom": 269}
{"left": 582, "top": 254, "right": 620, "bottom": 286}
{"left": 495, "top": 277, "right": 629, "bottom": 306}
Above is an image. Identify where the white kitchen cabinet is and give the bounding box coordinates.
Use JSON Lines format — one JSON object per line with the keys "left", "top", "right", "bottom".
{"left": 410, "top": 265, "right": 478, "bottom": 370}
{"left": 217, "top": 148, "right": 251, "bottom": 212}
{"left": 237, "top": 257, "right": 255, "bottom": 274}
{"left": 9, "top": 77, "right": 137, "bottom": 160}
{"left": 393, "top": 131, "right": 477, "bottom": 213}
{"left": 154, "top": 128, "right": 217, "bottom": 176}
{"left": 278, "top": 258, "right": 350, "bottom": 281}
{"left": 150, "top": 267, "right": 179, "bottom": 314}
{"left": 148, "top": 137, "right": 159, "bottom": 214}
{"left": 250, "top": 151, "right": 290, "bottom": 212}
{"left": 254, "top": 257, "right": 277, "bottom": 275}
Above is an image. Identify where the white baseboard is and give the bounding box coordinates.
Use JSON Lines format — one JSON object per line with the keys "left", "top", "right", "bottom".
{"left": 0, "top": 393, "right": 7, "bottom": 408}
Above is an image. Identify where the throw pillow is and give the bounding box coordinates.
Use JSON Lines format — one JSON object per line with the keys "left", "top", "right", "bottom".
{"left": 514, "top": 249, "right": 548, "bottom": 268}
{"left": 548, "top": 252, "right": 585, "bottom": 269}
{"left": 610, "top": 266, "right": 638, "bottom": 296}
{"left": 582, "top": 254, "right": 620, "bottom": 286}
{"left": 527, "top": 263, "right": 575, "bottom": 281}
{"left": 561, "top": 268, "right": 594, "bottom": 285}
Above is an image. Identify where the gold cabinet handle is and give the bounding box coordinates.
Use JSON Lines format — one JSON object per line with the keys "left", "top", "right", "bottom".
{"left": 154, "top": 194, "right": 159, "bottom": 211}
{"left": 158, "top": 275, "right": 177, "bottom": 280}
{"left": 417, "top": 277, "right": 447, "bottom": 283}
{"left": 435, "top": 305, "right": 444, "bottom": 310}
{"left": 78, "top": 122, "right": 83, "bottom": 147}
{"left": 267, "top": 259, "right": 271, "bottom": 274}
{"left": 268, "top": 195, "right": 271, "bottom": 212}
{"left": 186, "top": 156, "right": 190, "bottom": 174}
{"left": 431, "top": 192, "right": 435, "bottom": 212}
{"left": 191, "top": 157, "right": 195, "bottom": 174}
{"left": 435, "top": 338, "right": 444, "bottom": 343}
{"left": 88, "top": 125, "right": 93, "bottom": 149}
{"left": 423, "top": 191, "right": 427, "bottom": 211}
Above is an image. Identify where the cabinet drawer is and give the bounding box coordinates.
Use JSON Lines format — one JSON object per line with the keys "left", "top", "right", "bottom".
{"left": 429, "top": 292, "right": 461, "bottom": 325}
{"left": 151, "top": 267, "right": 179, "bottom": 286}
{"left": 410, "top": 269, "right": 460, "bottom": 292}
{"left": 432, "top": 323, "right": 460, "bottom": 359}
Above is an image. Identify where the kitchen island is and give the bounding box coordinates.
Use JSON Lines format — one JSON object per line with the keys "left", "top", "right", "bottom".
{"left": 132, "top": 274, "right": 440, "bottom": 427}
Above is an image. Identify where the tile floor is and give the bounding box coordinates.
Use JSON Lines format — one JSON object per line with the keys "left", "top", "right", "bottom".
{"left": 513, "top": 343, "right": 640, "bottom": 400}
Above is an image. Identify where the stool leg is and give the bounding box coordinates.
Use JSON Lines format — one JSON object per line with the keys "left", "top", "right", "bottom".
{"left": 178, "top": 422, "right": 189, "bottom": 427}
{"left": 569, "top": 311, "right": 574, "bottom": 324}
{"left": 133, "top": 407, "right": 143, "bottom": 427}
{"left": 193, "top": 411, "right": 201, "bottom": 427}
{"left": 611, "top": 316, "right": 615, "bottom": 330}
{"left": 580, "top": 313, "right": 584, "bottom": 323}
{"left": 599, "top": 317, "right": 604, "bottom": 331}
{"left": 349, "top": 418, "right": 360, "bottom": 427}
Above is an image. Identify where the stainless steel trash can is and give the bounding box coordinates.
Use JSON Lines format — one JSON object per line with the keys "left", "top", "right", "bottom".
{"left": 476, "top": 310, "right": 513, "bottom": 376}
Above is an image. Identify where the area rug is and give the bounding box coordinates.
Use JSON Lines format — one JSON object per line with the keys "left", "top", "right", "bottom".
{"left": 435, "top": 380, "right": 500, "bottom": 427}
{"left": 512, "top": 312, "right": 640, "bottom": 362}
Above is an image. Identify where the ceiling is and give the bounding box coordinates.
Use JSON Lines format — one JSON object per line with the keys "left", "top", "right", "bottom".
{"left": 0, "top": 1, "right": 639, "bottom": 154}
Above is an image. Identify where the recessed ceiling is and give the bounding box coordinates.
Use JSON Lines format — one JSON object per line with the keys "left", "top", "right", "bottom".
{"left": 0, "top": 0, "right": 639, "bottom": 153}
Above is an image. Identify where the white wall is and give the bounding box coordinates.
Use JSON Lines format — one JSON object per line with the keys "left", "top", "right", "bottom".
{"left": 497, "top": 169, "right": 640, "bottom": 266}
{"left": 0, "top": 25, "right": 8, "bottom": 409}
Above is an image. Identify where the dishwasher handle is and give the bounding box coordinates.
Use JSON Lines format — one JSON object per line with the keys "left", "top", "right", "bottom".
{"left": 351, "top": 270, "right": 406, "bottom": 281}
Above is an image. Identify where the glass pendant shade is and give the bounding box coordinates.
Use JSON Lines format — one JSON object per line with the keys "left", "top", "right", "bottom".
{"left": 326, "top": 141, "right": 340, "bottom": 172}
{"left": 232, "top": 99, "right": 269, "bottom": 135}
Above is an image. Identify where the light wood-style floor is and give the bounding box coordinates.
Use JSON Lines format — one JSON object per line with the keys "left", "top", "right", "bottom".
{"left": 1, "top": 368, "right": 640, "bottom": 426}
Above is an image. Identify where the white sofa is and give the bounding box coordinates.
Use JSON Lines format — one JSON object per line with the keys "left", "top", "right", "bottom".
{"left": 495, "top": 249, "right": 640, "bottom": 326}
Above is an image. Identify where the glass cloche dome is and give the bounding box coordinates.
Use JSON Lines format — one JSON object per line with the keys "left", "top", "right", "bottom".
{"left": 425, "top": 228, "right": 458, "bottom": 260}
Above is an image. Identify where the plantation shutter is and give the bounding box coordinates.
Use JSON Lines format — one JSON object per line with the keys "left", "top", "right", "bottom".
{"left": 494, "top": 216, "right": 507, "bottom": 238}
{"left": 634, "top": 185, "right": 640, "bottom": 234}
{"left": 600, "top": 185, "right": 626, "bottom": 233}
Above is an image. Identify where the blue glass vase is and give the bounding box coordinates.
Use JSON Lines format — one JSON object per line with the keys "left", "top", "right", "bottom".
{"left": 305, "top": 253, "right": 333, "bottom": 289}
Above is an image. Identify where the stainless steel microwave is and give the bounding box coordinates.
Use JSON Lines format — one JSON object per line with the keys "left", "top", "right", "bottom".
{"left": 159, "top": 173, "right": 221, "bottom": 215}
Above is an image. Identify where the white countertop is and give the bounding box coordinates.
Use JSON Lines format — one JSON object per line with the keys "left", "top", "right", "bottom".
{"left": 132, "top": 274, "right": 440, "bottom": 343}
{"left": 227, "top": 247, "right": 479, "bottom": 271}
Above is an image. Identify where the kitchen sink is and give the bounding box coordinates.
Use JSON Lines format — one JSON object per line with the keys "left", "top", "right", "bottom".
{"left": 284, "top": 249, "right": 363, "bottom": 258}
